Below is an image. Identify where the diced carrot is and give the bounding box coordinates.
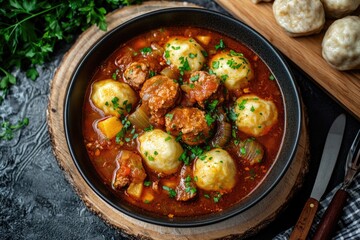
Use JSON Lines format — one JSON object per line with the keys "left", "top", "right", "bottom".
{"left": 94, "top": 148, "right": 101, "bottom": 156}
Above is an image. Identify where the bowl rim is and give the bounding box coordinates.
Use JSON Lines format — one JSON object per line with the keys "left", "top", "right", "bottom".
{"left": 64, "top": 7, "right": 301, "bottom": 227}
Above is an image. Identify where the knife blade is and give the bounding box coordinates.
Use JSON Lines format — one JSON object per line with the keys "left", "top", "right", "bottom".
{"left": 289, "top": 114, "right": 346, "bottom": 240}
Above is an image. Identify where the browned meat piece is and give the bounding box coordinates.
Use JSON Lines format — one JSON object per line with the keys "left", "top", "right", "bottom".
{"left": 181, "top": 71, "right": 220, "bottom": 108}
{"left": 140, "top": 75, "right": 180, "bottom": 126}
{"left": 176, "top": 165, "right": 197, "bottom": 201}
{"left": 114, "top": 48, "right": 133, "bottom": 71}
{"left": 112, "top": 150, "right": 147, "bottom": 190}
{"left": 123, "top": 62, "right": 149, "bottom": 90}
{"left": 165, "top": 107, "right": 211, "bottom": 145}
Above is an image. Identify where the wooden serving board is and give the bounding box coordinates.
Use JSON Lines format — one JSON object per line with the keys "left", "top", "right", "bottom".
{"left": 215, "top": 0, "right": 360, "bottom": 120}
{"left": 47, "top": 1, "right": 309, "bottom": 239}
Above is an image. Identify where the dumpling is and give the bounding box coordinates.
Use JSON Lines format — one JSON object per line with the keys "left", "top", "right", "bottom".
{"left": 234, "top": 94, "right": 278, "bottom": 137}
{"left": 164, "top": 37, "right": 206, "bottom": 74}
{"left": 209, "top": 51, "right": 254, "bottom": 91}
{"left": 138, "top": 129, "right": 183, "bottom": 175}
{"left": 91, "top": 79, "right": 137, "bottom": 117}
{"left": 193, "top": 148, "right": 236, "bottom": 192}
{"left": 322, "top": 16, "right": 360, "bottom": 71}
{"left": 321, "top": 0, "right": 360, "bottom": 18}
{"left": 273, "top": 0, "right": 325, "bottom": 37}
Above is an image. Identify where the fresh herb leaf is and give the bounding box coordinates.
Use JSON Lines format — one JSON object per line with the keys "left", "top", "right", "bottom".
{"left": 162, "top": 186, "right": 176, "bottom": 198}
{"left": 215, "top": 39, "right": 225, "bottom": 50}
{"left": 0, "top": 117, "right": 29, "bottom": 140}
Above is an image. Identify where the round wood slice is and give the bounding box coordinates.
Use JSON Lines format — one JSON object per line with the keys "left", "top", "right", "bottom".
{"left": 47, "top": 1, "right": 310, "bottom": 239}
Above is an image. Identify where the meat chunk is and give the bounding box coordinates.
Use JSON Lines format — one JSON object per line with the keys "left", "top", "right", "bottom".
{"left": 140, "top": 75, "right": 180, "bottom": 126}
{"left": 123, "top": 62, "right": 149, "bottom": 90}
{"left": 181, "top": 71, "right": 220, "bottom": 108}
{"left": 176, "top": 165, "right": 197, "bottom": 201}
{"left": 113, "top": 150, "right": 147, "bottom": 190}
{"left": 165, "top": 107, "right": 211, "bottom": 145}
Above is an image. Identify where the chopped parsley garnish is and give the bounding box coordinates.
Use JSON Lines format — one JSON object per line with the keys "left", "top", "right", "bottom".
{"left": 205, "top": 113, "right": 216, "bottom": 126}
{"left": 190, "top": 74, "right": 200, "bottom": 82}
{"left": 165, "top": 113, "right": 174, "bottom": 120}
{"left": 229, "top": 50, "right": 244, "bottom": 57}
{"left": 178, "top": 57, "right": 191, "bottom": 75}
{"left": 112, "top": 69, "right": 119, "bottom": 80}
{"left": 140, "top": 47, "right": 152, "bottom": 55}
{"left": 201, "top": 50, "right": 208, "bottom": 57}
{"left": 179, "top": 150, "right": 190, "bottom": 165}
{"left": 207, "top": 100, "right": 219, "bottom": 112}
{"left": 215, "top": 39, "right": 226, "bottom": 50}
{"left": 164, "top": 50, "right": 170, "bottom": 59}
{"left": 228, "top": 108, "right": 238, "bottom": 121}
{"left": 144, "top": 181, "right": 152, "bottom": 187}
{"left": 149, "top": 70, "right": 156, "bottom": 78}
{"left": 220, "top": 74, "right": 228, "bottom": 83}
{"left": 213, "top": 193, "right": 222, "bottom": 203}
{"left": 115, "top": 119, "right": 131, "bottom": 144}
{"left": 226, "top": 58, "right": 242, "bottom": 69}
{"left": 238, "top": 99, "right": 248, "bottom": 110}
{"left": 188, "top": 53, "right": 197, "bottom": 59}
{"left": 144, "top": 125, "right": 154, "bottom": 132}
{"left": 269, "top": 74, "right": 275, "bottom": 80}
{"left": 212, "top": 60, "right": 220, "bottom": 69}
{"left": 240, "top": 147, "right": 246, "bottom": 155}
{"left": 163, "top": 186, "right": 176, "bottom": 198}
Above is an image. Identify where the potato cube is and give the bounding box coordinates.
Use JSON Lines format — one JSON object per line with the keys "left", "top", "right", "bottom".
{"left": 142, "top": 189, "right": 154, "bottom": 203}
{"left": 196, "top": 35, "right": 211, "bottom": 45}
{"left": 97, "top": 116, "right": 123, "bottom": 139}
{"left": 127, "top": 182, "right": 143, "bottom": 199}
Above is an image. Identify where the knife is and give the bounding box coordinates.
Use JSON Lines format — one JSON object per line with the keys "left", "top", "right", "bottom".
{"left": 289, "top": 114, "right": 346, "bottom": 240}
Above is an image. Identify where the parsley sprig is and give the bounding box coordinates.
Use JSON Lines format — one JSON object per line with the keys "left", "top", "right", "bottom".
{"left": 0, "top": 0, "right": 141, "bottom": 104}
{"left": 0, "top": 117, "right": 29, "bottom": 141}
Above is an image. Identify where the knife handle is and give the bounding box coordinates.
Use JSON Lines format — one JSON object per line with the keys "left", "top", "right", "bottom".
{"left": 312, "top": 189, "right": 348, "bottom": 240}
{"left": 289, "top": 198, "right": 319, "bottom": 240}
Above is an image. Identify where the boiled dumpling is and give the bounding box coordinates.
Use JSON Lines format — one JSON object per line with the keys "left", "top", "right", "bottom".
{"left": 138, "top": 129, "right": 183, "bottom": 175}
{"left": 91, "top": 79, "right": 137, "bottom": 117}
{"left": 273, "top": 0, "right": 325, "bottom": 37}
{"left": 193, "top": 148, "right": 236, "bottom": 192}
{"left": 322, "top": 16, "right": 360, "bottom": 70}
{"left": 164, "top": 37, "right": 206, "bottom": 73}
{"left": 321, "top": 0, "right": 360, "bottom": 18}
{"left": 234, "top": 94, "right": 278, "bottom": 137}
{"left": 209, "top": 51, "right": 254, "bottom": 91}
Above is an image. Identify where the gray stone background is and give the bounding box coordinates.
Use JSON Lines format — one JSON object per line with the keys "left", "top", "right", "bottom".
{"left": 1, "top": 1, "right": 359, "bottom": 239}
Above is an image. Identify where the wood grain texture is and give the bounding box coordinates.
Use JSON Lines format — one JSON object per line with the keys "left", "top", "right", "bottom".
{"left": 215, "top": 0, "right": 360, "bottom": 120}
{"left": 290, "top": 198, "right": 320, "bottom": 240}
{"left": 47, "top": 1, "right": 310, "bottom": 239}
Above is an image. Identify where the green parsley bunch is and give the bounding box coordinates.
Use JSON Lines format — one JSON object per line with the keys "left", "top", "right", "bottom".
{"left": 0, "top": 0, "right": 141, "bottom": 104}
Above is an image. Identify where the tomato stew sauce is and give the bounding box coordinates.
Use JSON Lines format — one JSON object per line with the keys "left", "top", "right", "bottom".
{"left": 82, "top": 27, "right": 284, "bottom": 218}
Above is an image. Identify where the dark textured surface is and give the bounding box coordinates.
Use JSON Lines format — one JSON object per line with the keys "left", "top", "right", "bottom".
{"left": 0, "top": 1, "right": 359, "bottom": 239}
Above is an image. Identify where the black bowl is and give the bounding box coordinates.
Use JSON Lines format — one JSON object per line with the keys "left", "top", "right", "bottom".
{"left": 65, "top": 8, "right": 301, "bottom": 227}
